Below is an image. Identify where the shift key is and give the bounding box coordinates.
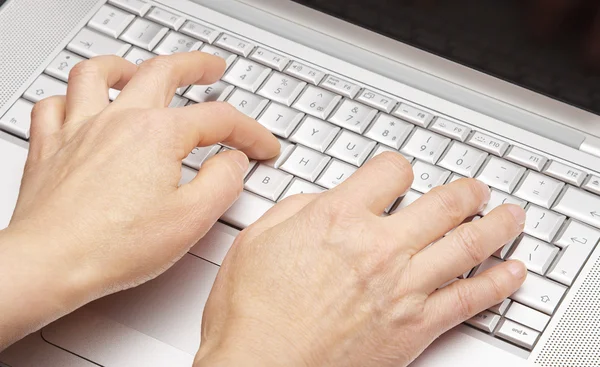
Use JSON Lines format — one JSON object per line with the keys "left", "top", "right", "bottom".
{"left": 511, "top": 271, "right": 567, "bottom": 315}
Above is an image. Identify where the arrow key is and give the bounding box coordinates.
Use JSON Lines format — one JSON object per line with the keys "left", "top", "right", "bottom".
{"left": 23, "top": 75, "right": 68, "bottom": 103}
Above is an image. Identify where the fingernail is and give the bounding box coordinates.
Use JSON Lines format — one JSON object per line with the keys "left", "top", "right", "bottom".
{"left": 230, "top": 151, "right": 249, "bottom": 172}
{"left": 507, "top": 205, "right": 527, "bottom": 226}
{"left": 476, "top": 180, "right": 491, "bottom": 211}
{"left": 506, "top": 260, "right": 527, "bottom": 279}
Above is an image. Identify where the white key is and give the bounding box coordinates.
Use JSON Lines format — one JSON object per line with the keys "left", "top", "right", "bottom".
{"left": 108, "top": 0, "right": 150, "bottom": 16}
{"left": 316, "top": 160, "right": 357, "bottom": 189}
{"left": 188, "top": 222, "right": 239, "bottom": 266}
{"left": 168, "top": 95, "right": 188, "bottom": 108}
{"left": 222, "top": 58, "right": 271, "bottom": 93}
{"left": 183, "top": 145, "right": 220, "bottom": 170}
{"left": 505, "top": 302, "right": 550, "bottom": 332}
{"left": 153, "top": 31, "right": 202, "bottom": 55}
{"left": 493, "top": 238, "right": 516, "bottom": 260}
{"left": 145, "top": 7, "right": 185, "bottom": 30}
{"left": 496, "top": 319, "right": 540, "bottom": 350}
{"left": 583, "top": 175, "right": 600, "bottom": 195}
{"left": 69, "top": 27, "right": 131, "bottom": 57}
{"left": 200, "top": 44, "right": 237, "bottom": 70}
{"left": 88, "top": 4, "right": 135, "bottom": 38}
{"left": 108, "top": 88, "right": 120, "bottom": 101}
{"left": 250, "top": 47, "right": 289, "bottom": 71}
{"left": 257, "top": 103, "right": 304, "bottom": 138}
{"left": 263, "top": 139, "right": 295, "bottom": 169}
{"left": 292, "top": 86, "right": 342, "bottom": 120}
{"left": 45, "top": 50, "right": 85, "bottom": 82}
{"left": 328, "top": 99, "right": 378, "bottom": 134}
{"left": 222, "top": 191, "right": 274, "bottom": 229}
{"left": 356, "top": 89, "right": 397, "bottom": 114}
{"left": 390, "top": 190, "right": 422, "bottom": 213}
{"left": 0, "top": 99, "right": 33, "bottom": 139}
{"left": 184, "top": 81, "right": 233, "bottom": 103}
{"left": 513, "top": 171, "right": 564, "bottom": 209}
{"left": 123, "top": 46, "right": 154, "bottom": 66}
{"left": 438, "top": 142, "right": 488, "bottom": 178}
{"left": 505, "top": 146, "right": 548, "bottom": 172}
{"left": 524, "top": 205, "right": 565, "bottom": 242}
{"left": 392, "top": 103, "right": 434, "bottom": 128}
{"left": 549, "top": 220, "right": 600, "bottom": 285}
{"left": 543, "top": 161, "right": 586, "bottom": 186}
{"left": 507, "top": 235, "right": 559, "bottom": 275}
{"left": 320, "top": 75, "right": 361, "bottom": 98}
{"left": 489, "top": 299, "right": 511, "bottom": 315}
{"left": 214, "top": 34, "right": 255, "bottom": 57}
{"left": 554, "top": 219, "right": 600, "bottom": 249}
{"left": 285, "top": 61, "right": 325, "bottom": 84}
{"left": 400, "top": 128, "right": 450, "bottom": 164}
{"left": 226, "top": 89, "right": 268, "bottom": 119}
{"left": 364, "top": 114, "right": 413, "bottom": 149}
{"left": 430, "top": 118, "right": 471, "bottom": 142}
{"left": 369, "top": 144, "right": 414, "bottom": 164}
{"left": 119, "top": 18, "right": 168, "bottom": 51}
{"left": 23, "top": 75, "right": 68, "bottom": 103}
{"left": 411, "top": 161, "right": 451, "bottom": 194}
{"left": 279, "top": 178, "right": 325, "bottom": 201}
{"left": 257, "top": 72, "right": 306, "bottom": 106}
{"left": 290, "top": 116, "right": 340, "bottom": 153}
{"left": 326, "top": 130, "right": 376, "bottom": 166}
{"left": 245, "top": 165, "right": 293, "bottom": 201}
{"left": 467, "top": 131, "right": 510, "bottom": 156}
{"left": 280, "top": 145, "right": 330, "bottom": 182}
{"left": 476, "top": 157, "right": 525, "bottom": 193}
{"left": 480, "top": 189, "right": 526, "bottom": 216}
{"left": 553, "top": 186, "right": 600, "bottom": 228}
{"left": 465, "top": 311, "right": 500, "bottom": 333}
{"left": 180, "top": 20, "right": 219, "bottom": 44}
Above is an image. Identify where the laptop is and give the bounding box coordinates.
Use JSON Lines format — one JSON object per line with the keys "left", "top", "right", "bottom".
{"left": 1, "top": 0, "right": 600, "bottom": 365}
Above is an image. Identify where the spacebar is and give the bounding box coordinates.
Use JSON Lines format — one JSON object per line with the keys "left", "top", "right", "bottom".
{"left": 221, "top": 191, "right": 275, "bottom": 229}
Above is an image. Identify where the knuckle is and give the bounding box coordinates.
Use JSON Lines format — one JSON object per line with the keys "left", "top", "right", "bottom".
{"left": 462, "top": 178, "right": 488, "bottom": 204}
{"left": 139, "top": 55, "right": 175, "bottom": 74}
{"left": 376, "top": 151, "right": 414, "bottom": 181}
{"left": 453, "top": 224, "right": 486, "bottom": 264}
{"left": 429, "top": 187, "right": 464, "bottom": 223}
{"left": 68, "top": 59, "right": 101, "bottom": 79}
{"left": 31, "top": 97, "right": 60, "bottom": 119}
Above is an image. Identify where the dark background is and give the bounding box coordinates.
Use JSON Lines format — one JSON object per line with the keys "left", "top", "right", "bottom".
{"left": 292, "top": 0, "right": 600, "bottom": 116}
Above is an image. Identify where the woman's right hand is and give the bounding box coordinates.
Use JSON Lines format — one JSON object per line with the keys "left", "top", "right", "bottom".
{"left": 194, "top": 152, "right": 527, "bottom": 367}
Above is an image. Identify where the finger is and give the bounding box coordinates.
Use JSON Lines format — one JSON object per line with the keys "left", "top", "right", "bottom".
{"left": 28, "top": 96, "right": 66, "bottom": 159}
{"left": 324, "top": 152, "right": 413, "bottom": 214}
{"left": 387, "top": 178, "right": 490, "bottom": 253}
{"left": 162, "top": 102, "right": 280, "bottom": 161}
{"left": 408, "top": 204, "right": 525, "bottom": 293}
{"left": 115, "top": 52, "right": 226, "bottom": 109}
{"left": 65, "top": 56, "right": 138, "bottom": 122}
{"left": 424, "top": 260, "right": 527, "bottom": 335}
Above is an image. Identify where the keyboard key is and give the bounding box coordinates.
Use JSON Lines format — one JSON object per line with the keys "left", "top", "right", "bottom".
{"left": 390, "top": 190, "right": 422, "bottom": 213}
{"left": 430, "top": 118, "right": 471, "bottom": 142}
{"left": 583, "top": 175, "right": 600, "bottom": 195}
{"left": 493, "top": 238, "right": 516, "bottom": 260}
{"left": 168, "top": 95, "right": 188, "bottom": 108}
{"left": 108, "top": 0, "right": 151, "bottom": 16}
{"left": 553, "top": 186, "right": 600, "bottom": 228}
{"left": 489, "top": 299, "right": 511, "bottom": 315}
{"left": 145, "top": 6, "right": 185, "bottom": 30}
{"left": 263, "top": 139, "right": 295, "bottom": 169}
{"left": 180, "top": 20, "right": 220, "bottom": 44}
{"left": 200, "top": 44, "right": 237, "bottom": 70}
{"left": 364, "top": 114, "right": 413, "bottom": 150}
{"left": 326, "top": 130, "right": 376, "bottom": 166}
{"left": 69, "top": 27, "right": 131, "bottom": 57}
{"left": 280, "top": 145, "right": 330, "bottom": 182}
{"left": 222, "top": 58, "right": 271, "bottom": 93}
{"left": 496, "top": 319, "right": 539, "bottom": 350}
{"left": 245, "top": 165, "right": 293, "bottom": 201}
{"left": 507, "top": 235, "right": 559, "bottom": 275}
{"left": 257, "top": 72, "right": 306, "bottom": 106}
{"left": 257, "top": 103, "right": 304, "bottom": 138}
{"left": 476, "top": 157, "right": 525, "bottom": 193}
{"left": 437, "top": 142, "right": 487, "bottom": 178}
{"left": 480, "top": 189, "right": 526, "bottom": 216}
{"left": 549, "top": 220, "right": 600, "bottom": 285}
{"left": 285, "top": 61, "right": 325, "bottom": 84}
{"left": 369, "top": 144, "right": 414, "bottom": 163}
{"left": 293, "top": 85, "right": 342, "bottom": 120}
{"left": 400, "top": 128, "right": 450, "bottom": 164}
{"left": 0, "top": 99, "right": 33, "bottom": 139}
{"left": 513, "top": 171, "right": 564, "bottom": 209}
{"left": 183, "top": 145, "right": 221, "bottom": 170}
{"left": 505, "top": 146, "right": 548, "bottom": 172}
{"left": 23, "top": 75, "right": 67, "bottom": 103}
{"left": 214, "top": 33, "right": 255, "bottom": 57}
{"left": 250, "top": 47, "right": 290, "bottom": 71}
{"left": 153, "top": 31, "right": 202, "bottom": 55}
{"left": 45, "top": 50, "right": 85, "bottom": 82}
{"left": 393, "top": 103, "right": 434, "bottom": 128}
{"left": 226, "top": 89, "right": 268, "bottom": 119}
{"left": 123, "top": 46, "right": 155, "bottom": 65}
{"left": 356, "top": 89, "right": 397, "bottom": 113}
{"left": 222, "top": 191, "right": 274, "bottom": 229}
{"left": 465, "top": 311, "right": 500, "bottom": 333}
{"left": 543, "top": 161, "right": 586, "bottom": 186}
{"left": 505, "top": 302, "right": 550, "bottom": 332}
{"left": 328, "top": 99, "right": 377, "bottom": 134}
{"left": 119, "top": 18, "right": 168, "bottom": 51}
{"left": 411, "top": 161, "right": 451, "bottom": 194}
{"left": 279, "top": 178, "right": 325, "bottom": 201}
{"left": 316, "top": 159, "right": 357, "bottom": 189}
{"left": 447, "top": 173, "right": 464, "bottom": 184}
{"left": 184, "top": 81, "right": 233, "bottom": 103}
{"left": 554, "top": 219, "right": 600, "bottom": 249}
{"left": 320, "top": 75, "right": 361, "bottom": 98}
{"left": 467, "top": 131, "right": 510, "bottom": 156}
{"left": 88, "top": 4, "right": 135, "bottom": 38}
{"left": 289, "top": 116, "right": 340, "bottom": 153}
{"left": 524, "top": 205, "right": 565, "bottom": 242}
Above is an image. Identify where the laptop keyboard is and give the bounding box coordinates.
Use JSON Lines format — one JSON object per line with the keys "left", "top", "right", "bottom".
{"left": 2, "top": 0, "right": 600, "bottom": 353}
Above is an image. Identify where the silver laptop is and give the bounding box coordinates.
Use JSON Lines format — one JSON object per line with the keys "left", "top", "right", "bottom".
{"left": 1, "top": 0, "right": 600, "bottom": 366}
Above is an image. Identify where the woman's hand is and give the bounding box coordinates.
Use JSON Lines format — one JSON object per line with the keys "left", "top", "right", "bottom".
{"left": 195, "top": 153, "right": 526, "bottom": 367}
{"left": 0, "top": 51, "right": 279, "bottom": 347}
